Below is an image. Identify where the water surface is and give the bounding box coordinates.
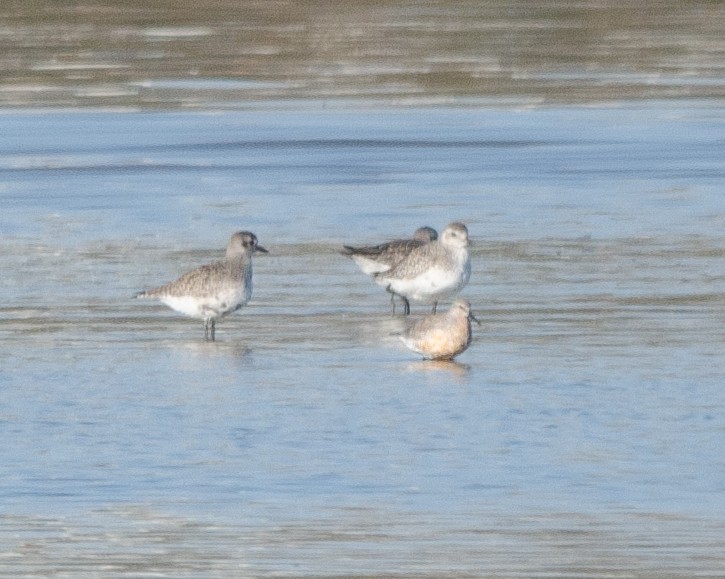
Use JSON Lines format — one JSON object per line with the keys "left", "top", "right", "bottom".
{"left": 1, "top": 104, "right": 724, "bottom": 576}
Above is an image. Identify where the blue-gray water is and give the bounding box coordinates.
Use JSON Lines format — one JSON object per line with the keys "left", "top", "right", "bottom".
{"left": 1, "top": 103, "right": 724, "bottom": 577}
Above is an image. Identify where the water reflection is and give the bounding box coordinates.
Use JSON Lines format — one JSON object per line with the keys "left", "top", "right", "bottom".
{"left": 172, "top": 340, "right": 253, "bottom": 360}
{"left": 402, "top": 358, "right": 472, "bottom": 378}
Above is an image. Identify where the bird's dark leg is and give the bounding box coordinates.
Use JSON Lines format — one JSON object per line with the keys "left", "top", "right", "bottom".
{"left": 386, "top": 285, "right": 410, "bottom": 316}
{"left": 431, "top": 301, "right": 438, "bottom": 314}
{"left": 210, "top": 319, "right": 216, "bottom": 341}
{"left": 204, "top": 318, "right": 216, "bottom": 341}
{"left": 385, "top": 285, "right": 397, "bottom": 316}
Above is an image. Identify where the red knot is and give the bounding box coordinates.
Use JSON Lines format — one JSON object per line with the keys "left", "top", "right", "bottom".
{"left": 400, "top": 299, "right": 479, "bottom": 360}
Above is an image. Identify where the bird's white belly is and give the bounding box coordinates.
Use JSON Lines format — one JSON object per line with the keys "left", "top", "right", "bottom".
{"left": 161, "top": 287, "right": 247, "bottom": 320}
{"left": 352, "top": 255, "right": 391, "bottom": 275}
{"left": 390, "top": 265, "right": 468, "bottom": 303}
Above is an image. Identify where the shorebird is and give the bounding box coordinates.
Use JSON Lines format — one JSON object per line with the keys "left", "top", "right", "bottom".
{"left": 342, "top": 226, "right": 438, "bottom": 314}
{"left": 135, "top": 231, "right": 267, "bottom": 341}
{"left": 400, "top": 299, "right": 479, "bottom": 360}
{"left": 374, "top": 222, "right": 471, "bottom": 314}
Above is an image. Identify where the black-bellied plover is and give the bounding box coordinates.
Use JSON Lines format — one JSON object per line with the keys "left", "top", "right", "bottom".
{"left": 373, "top": 222, "right": 471, "bottom": 314}
{"left": 400, "top": 299, "right": 479, "bottom": 360}
{"left": 135, "top": 231, "right": 267, "bottom": 341}
{"left": 342, "top": 226, "right": 438, "bottom": 314}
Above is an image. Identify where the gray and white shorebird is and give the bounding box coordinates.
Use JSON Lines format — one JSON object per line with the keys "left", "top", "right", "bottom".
{"left": 373, "top": 222, "right": 471, "bottom": 314}
{"left": 135, "top": 231, "right": 267, "bottom": 341}
{"left": 400, "top": 299, "right": 480, "bottom": 360}
{"left": 342, "top": 226, "right": 438, "bottom": 314}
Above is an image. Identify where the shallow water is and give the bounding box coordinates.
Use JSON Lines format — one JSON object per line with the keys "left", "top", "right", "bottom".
{"left": 1, "top": 103, "right": 724, "bottom": 576}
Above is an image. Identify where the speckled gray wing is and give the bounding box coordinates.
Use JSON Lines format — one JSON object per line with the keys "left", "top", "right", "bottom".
{"left": 374, "top": 242, "right": 443, "bottom": 281}
{"left": 142, "top": 259, "right": 242, "bottom": 298}
{"left": 343, "top": 238, "right": 425, "bottom": 260}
